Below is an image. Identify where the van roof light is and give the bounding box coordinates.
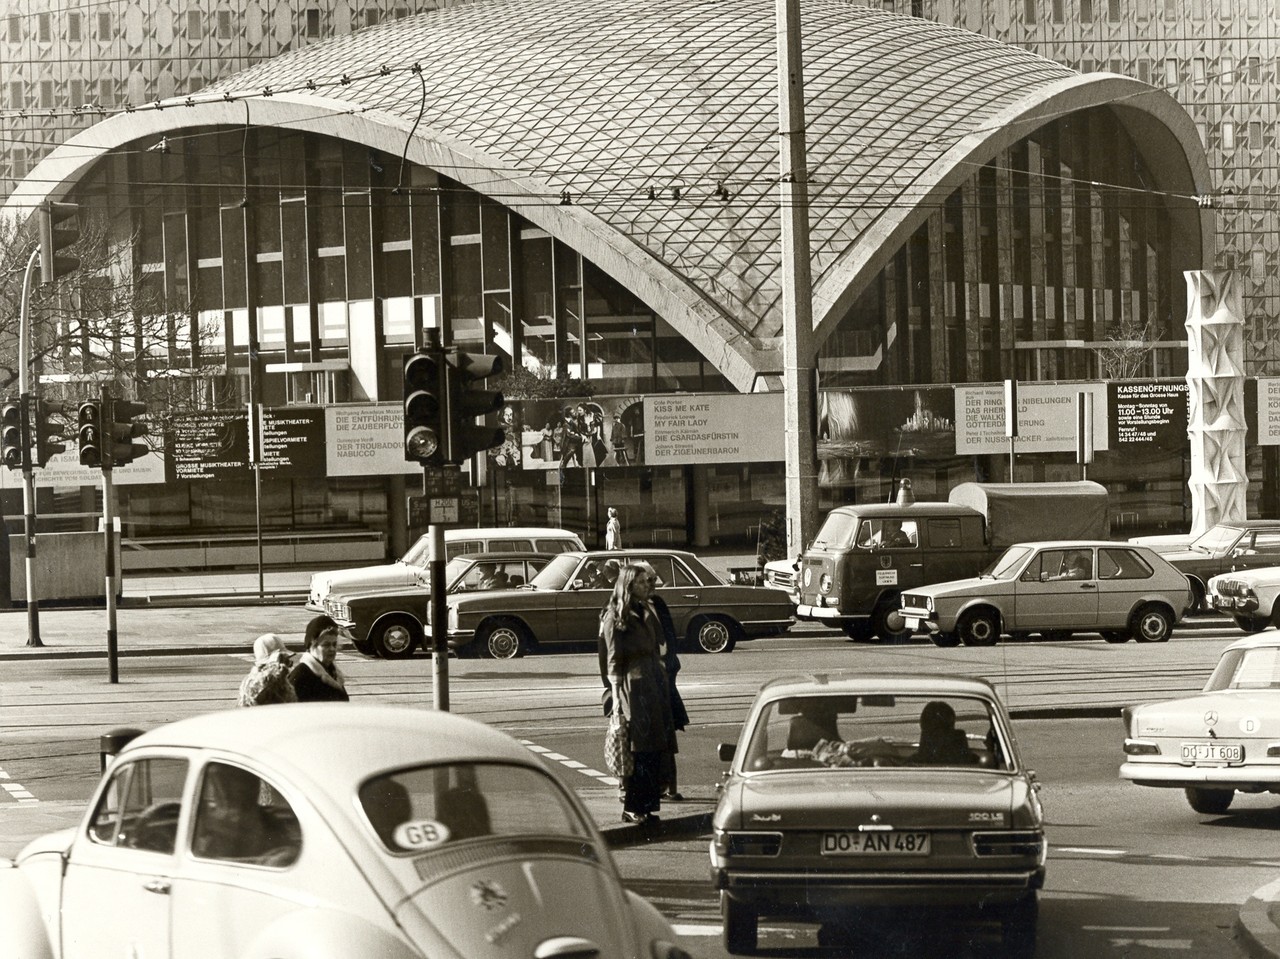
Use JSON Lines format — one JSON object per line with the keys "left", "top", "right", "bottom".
{"left": 896, "top": 478, "right": 915, "bottom": 507}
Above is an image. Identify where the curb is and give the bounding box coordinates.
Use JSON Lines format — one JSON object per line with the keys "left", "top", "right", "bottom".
{"left": 600, "top": 810, "right": 713, "bottom": 849}
{"left": 1238, "top": 878, "right": 1280, "bottom": 959}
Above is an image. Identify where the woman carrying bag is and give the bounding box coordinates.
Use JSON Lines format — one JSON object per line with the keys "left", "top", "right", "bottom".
{"left": 598, "top": 564, "right": 677, "bottom": 824}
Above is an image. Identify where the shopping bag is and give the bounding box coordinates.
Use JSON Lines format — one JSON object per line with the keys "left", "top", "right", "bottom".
{"left": 604, "top": 710, "right": 633, "bottom": 778}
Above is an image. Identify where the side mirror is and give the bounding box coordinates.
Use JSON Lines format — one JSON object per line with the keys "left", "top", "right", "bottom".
{"left": 717, "top": 742, "right": 737, "bottom": 762}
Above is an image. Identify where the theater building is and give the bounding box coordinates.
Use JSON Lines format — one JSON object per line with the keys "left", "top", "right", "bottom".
{"left": 1, "top": 0, "right": 1218, "bottom": 567}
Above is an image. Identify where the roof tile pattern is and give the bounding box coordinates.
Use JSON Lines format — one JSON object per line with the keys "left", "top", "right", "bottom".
{"left": 214, "top": 0, "right": 1075, "bottom": 340}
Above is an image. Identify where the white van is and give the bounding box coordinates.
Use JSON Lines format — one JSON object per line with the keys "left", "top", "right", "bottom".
{"left": 306, "top": 527, "right": 584, "bottom": 611}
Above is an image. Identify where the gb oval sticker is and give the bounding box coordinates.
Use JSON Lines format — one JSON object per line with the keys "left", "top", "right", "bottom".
{"left": 394, "top": 819, "right": 451, "bottom": 850}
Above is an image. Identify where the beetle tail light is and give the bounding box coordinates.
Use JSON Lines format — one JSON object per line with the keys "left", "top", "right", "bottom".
{"left": 1123, "top": 738, "right": 1160, "bottom": 756}
{"left": 1266, "top": 744, "right": 1280, "bottom": 758}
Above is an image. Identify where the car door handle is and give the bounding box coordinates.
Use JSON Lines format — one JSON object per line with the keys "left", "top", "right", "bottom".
{"left": 143, "top": 878, "right": 171, "bottom": 895}
{"left": 1079, "top": 583, "right": 1097, "bottom": 590}
{"left": 681, "top": 593, "right": 697, "bottom": 599}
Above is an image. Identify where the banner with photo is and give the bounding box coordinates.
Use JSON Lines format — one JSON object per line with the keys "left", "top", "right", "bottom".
{"left": 518, "top": 397, "right": 644, "bottom": 471}
{"left": 817, "top": 386, "right": 957, "bottom": 486}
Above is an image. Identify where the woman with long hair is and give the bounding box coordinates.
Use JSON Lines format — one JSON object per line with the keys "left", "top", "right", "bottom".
{"left": 598, "top": 564, "right": 677, "bottom": 824}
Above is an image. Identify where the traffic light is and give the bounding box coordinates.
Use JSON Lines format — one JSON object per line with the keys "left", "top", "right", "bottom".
{"left": 78, "top": 400, "right": 103, "bottom": 468}
{"left": 105, "top": 398, "right": 148, "bottom": 467}
{"left": 403, "top": 349, "right": 447, "bottom": 466}
{"left": 33, "top": 399, "right": 69, "bottom": 467}
{"left": 445, "top": 350, "right": 505, "bottom": 464}
{"left": 38, "top": 200, "right": 81, "bottom": 284}
{"left": 1, "top": 398, "right": 28, "bottom": 470}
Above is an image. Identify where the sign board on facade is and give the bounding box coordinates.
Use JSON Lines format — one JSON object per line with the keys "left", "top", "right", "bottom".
{"left": 1256, "top": 378, "right": 1280, "bottom": 446}
{"left": 644, "top": 393, "right": 785, "bottom": 465}
{"left": 955, "top": 383, "right": 1108, "bottom": 455}
{"left": 326, "top": 403, "right": 421, "bottom": 477}
{"left": 1108, "top": 382, "right": 1188, "bottom": 450}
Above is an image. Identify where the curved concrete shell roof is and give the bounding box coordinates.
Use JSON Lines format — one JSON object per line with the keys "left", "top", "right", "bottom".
{"left": 10, "top": 0, "right": 1211, "bottom": 392}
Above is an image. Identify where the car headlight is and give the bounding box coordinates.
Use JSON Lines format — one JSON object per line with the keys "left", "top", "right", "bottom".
{"left": 330, "top": 603, "right": 350, "bottom": 622}
{"left": 448, "top": 604, "right": 458, "bottom": 630}
{"left": 926, "top": 595, "right": 934, "bottom": 613}
{"left": 819, "top": 573, "right": 832, "bottom": 595}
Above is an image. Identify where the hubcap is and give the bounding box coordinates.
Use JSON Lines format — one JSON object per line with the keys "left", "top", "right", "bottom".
{"left": 699, "top": 622, "right": 730, "bottom": 653}
{"left": 1139, "top": 614, "right": 1164, "bottom": 641}
{"left": 489, "top": 628, "right": 519, "bottom": 658}
{"left": 884, "top": 609, "right": 906, "bottom": 633}
{"left": 384, "top": 624, "right": 412, "bottom": 654}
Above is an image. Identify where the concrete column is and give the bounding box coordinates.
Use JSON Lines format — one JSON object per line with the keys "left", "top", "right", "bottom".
{"left": 1184, "top": 270, "right": 1247, "bottom": 535}
{"left": 691, "top": 464, "right": 710, "bottom": 548}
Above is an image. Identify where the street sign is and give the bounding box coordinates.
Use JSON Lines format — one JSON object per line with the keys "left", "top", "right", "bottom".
{"left": 429, "top": 496, "right": 460, "bottom": 524}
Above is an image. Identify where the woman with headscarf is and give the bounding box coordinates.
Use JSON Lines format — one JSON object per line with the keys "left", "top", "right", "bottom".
{"left": 236, "top": 634, "right": 298, "bottom": 707}
{"left": 598, "top": 564, "right": 677, "bottom": 824}
{"left": 290, "top": 615, "right": 350, "bottom": 702}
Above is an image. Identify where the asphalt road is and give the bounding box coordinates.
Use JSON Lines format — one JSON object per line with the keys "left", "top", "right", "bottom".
{"left": 2, "top": 616, "right": 1274, "bottom": 957}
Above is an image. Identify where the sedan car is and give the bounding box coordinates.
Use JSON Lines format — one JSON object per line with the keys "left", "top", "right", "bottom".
{"left": 1, "top": 704, "right": 692, "bottom": 959}
{"left": 711, "top": 673, "right": 1045, "bottom": 956}
{"left": 445, "top": 549, "right": 796, "bottom": 658}
{"left": 1121, "top": 633, "right": 1280, "bottom": 815}
{"left": 899, "top": 541, "right": 1192, "bottom": 646}
{"left": 1148, "top": 520, "right": 1280, "bottom": 611}
{"left": 325, "top": 551, "right": 553, "bottom": 658}
{"left": 1209, "top": 566, "right": 1280, "bottom": 632}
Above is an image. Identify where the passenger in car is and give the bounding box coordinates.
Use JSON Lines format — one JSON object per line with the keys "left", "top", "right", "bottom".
{"left": 909, "top": 701, "right": 979, "bottom": 766}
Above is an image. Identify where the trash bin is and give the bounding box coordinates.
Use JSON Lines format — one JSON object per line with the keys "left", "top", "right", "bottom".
{"left": 99, "top": 727, "right": 143, "bottom": 771}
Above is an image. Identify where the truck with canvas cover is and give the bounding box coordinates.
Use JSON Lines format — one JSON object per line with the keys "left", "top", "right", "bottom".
{"left": 794, "top": 479, "right": 1109, "bottom": 642}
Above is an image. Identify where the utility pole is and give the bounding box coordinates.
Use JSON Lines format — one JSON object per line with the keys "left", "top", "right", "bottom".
{"left": 778, "top": 0, "right": 819, "bottom": 556}
{"left": 17, "top": 247, "right": 42, "bottom": 646}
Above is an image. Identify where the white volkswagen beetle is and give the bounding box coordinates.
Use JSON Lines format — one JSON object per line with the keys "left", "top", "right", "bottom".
{"left": 1, "top": 704, "right": 692, "bottom": 959}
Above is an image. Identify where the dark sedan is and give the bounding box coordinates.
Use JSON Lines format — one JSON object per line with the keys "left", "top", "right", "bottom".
{"left": 1153, "top": 521, "right": 1280, "bottom": 610}
{"left": 444, "top": 549, "right": 797, "bottom": 659}
{"left": 324, "top": 552, "right": 552, "bottom": 658}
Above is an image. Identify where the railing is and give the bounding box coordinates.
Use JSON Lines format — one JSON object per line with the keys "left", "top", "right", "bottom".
{"left": 120, "top": 530, "right": 387, "bottom": 571}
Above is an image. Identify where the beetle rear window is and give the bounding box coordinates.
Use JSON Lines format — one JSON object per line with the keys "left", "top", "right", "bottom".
{"left": 359, "top": 762, "right": 593, "bottom": 854}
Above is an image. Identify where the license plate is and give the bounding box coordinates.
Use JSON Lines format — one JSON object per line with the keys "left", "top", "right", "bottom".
{"left": 822, "top": 831, "right": 931, "bottom": 856}
{"left": 1180, "top": 742, "right": 1243, "bottom": 763}
{"left": 904, "top": 617, "right": 921, "bottom": 630}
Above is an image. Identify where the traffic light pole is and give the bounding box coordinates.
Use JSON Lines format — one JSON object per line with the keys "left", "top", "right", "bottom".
{"left": 18, "top": 247, "right": 42, "bottom": 646}
{"left": 102, "top": 463, "right": 119, "bottom": 684}
{"left": 428, "top": 520, "right": 449, "bottom": 711}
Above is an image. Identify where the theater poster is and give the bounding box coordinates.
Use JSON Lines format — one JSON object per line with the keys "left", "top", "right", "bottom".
{"left": 817, "top": 387, "right": 957, "bottom": 487}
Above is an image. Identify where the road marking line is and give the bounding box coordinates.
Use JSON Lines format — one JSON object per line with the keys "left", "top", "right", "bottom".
{"left": 0, "top": 769, "right": 36, "bottom": 804}
{"left": 518, "top": 740, "right": 619, "bottom": 786}
{"left": 1053, "top": 846, "right": 1125, "bottom": 856}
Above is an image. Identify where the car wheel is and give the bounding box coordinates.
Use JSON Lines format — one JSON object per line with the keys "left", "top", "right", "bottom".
{"left": 352, "top": 638, "right": 376, "bottom": 656}
{"left": 690, "top": 616, "right": 736, "bottom": 654}
{"left": 842, "top": 621, "right": 875, "bottom": 642}
{"left": 1233, "top": 614, "right": 1269, "bottom": 634}
{"left": 1040, "top": 629, "right": 1072, "bottom": 642}
{"left": 477, "top": 619, "right": 528, "bottom": 660}
{"left": 930, "top": 631, "right": 961, "bottom": 647}
{"left": 871, "top": 598, "right": 912, "bottom": 643}
{"left": 721, "top": 893, "right": 757, "bottom": 955}
{"left": 1001, "top": 893, "right": 1038, "bottom": 959}
{"left": 369, "top": 615, "right": 420, "bottom": 659}
{"left": 957, "top": 608, "right": 1000, "bottom": 647}
{"left": 1185, "top": 786, "right": 1234, "bottom": 815}
{"left": 1131, "top": 603, "right": 1173, "bottom": 643}
{"left": 1101, "top": 630, "right": 1131, "bottom": 644}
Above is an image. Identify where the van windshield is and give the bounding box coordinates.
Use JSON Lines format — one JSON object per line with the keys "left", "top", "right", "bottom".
{"left": 811, "top": 513, "right": 859, "bottom": 549}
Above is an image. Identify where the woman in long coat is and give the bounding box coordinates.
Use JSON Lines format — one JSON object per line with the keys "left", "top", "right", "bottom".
{"left": 599, "top": 564, "right": 677, "bottom": 823}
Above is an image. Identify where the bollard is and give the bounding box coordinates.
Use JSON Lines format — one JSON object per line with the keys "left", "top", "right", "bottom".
{"left": 99, "top": 727, "right": 143, "bottom": 772}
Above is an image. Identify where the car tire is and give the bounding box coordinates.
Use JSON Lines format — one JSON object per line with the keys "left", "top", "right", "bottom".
{"left": 721, "top": 893, "right": 757, "bottom": 955}
{"left": 1233, "top": 614, "right": 1270, "bottom": 634}
{"left": 351, "top": 638, "right": 376, "bottom": 656}
{"left": 842, "top": 621, "right": 875, "bottom": 642}
{"left": 689, "top": 616, "right": 736, "bottom": 654}
{"left": 1185, "top": 786, "right": 1234, "bottom": 815}
{"left": 1040, "top": 629, "right": 1071, "bottom": 642}
{"left": 871, "top": 598, "right": 912, "bottom": 643}
{"left": 930, "top": 631, "right": 961, "bottom": 647}
{"left": 1101, "top": 630, "right": 1131, "bottom": 644}
{"left": 957, "top": 608, "right": 1000, "bottom": 647}
{"left": 1001, "top": 893, "right": 1038, "bottom": 959}
{"left": 477, "top": 619, "right": 528, "bottom": 660}
{"left": 1131, "top": 603, "right": 1173, "bottom": 643}
{"left": 369, "top": 615, "right": 420, "bottom": 659}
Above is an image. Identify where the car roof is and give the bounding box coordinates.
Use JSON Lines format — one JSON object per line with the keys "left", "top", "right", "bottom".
{"left": 122, "top": 704, "right": 538, "bottom": 777}
{"left": 1001, "top": 540, "right": 1159, "bottom": 550}
{"left": 557, "top": 548, "right": 702, "bottom": 561}
{"left": 1223, "top": 633, "right": 1280, "bottom": 653}
{"left": 753, "top": 671, "right": 1000, "bottom": 700}
{"left": 1206, "top": 521, "right": 1280, "bottom": 530}
{"left": 444, "top": 527, "right": 580, "bottom": 540}
{"left": 452, "top": 550, "right": 555, "bottom": 561}
{"left": 824, "top": 502, "right": 978, "bottom": 518}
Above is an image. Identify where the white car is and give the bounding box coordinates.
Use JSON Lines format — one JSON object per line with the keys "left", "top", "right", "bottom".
{"left": 761, "top": 555, "right": 800, "bottom": 603}
{"left": 899, "top": 541, "right": 1192, "bottom": 646}
{"left": 1208, "top": 566, "right": 1280, "bottom": 633}
{"left": 1121, "top": 633, "right": 1280, "bottom": 815}
{"left": 306, "top": 526, "right": 584, "bottom": 610}
{"left": 1, "top": 704, "right": 692, "bottom": 959}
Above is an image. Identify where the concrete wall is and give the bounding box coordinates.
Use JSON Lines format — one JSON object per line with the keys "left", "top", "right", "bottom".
{"left": 8, "top": 533, "right": 121, "bottom": 604}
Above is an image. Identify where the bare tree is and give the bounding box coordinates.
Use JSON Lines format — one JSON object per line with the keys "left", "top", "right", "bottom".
{"left": 1094, "top": 317, "right": 1157, "bottom": 380}
{"left": 0, "top": 211, "right": 235, "bottom": 445}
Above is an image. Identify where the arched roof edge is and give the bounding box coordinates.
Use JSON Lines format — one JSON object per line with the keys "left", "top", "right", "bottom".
{"left": 2, "top": 96, "right": 770, "bottom": 392}
{"left": 811, "top": 74, "right": 1215, "bottom": 350}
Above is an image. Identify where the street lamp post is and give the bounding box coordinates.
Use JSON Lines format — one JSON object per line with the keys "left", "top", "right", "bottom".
{"left": 17, "top": 247, "right": 42, "bottom": 646}
{"left": 777, "top": 0, "right": 819, "bottom": 557}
